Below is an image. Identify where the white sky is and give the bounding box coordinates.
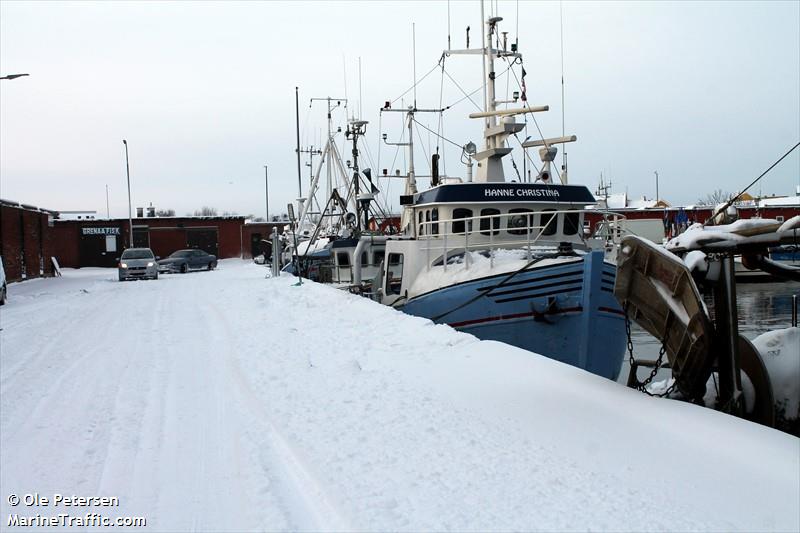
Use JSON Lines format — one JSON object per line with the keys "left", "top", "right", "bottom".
{"left": 1, "top": 0, "right": 798, "bottom": 218}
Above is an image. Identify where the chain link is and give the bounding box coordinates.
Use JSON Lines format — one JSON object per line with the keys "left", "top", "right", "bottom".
{"left": 624, "top": 303, "right": 677, "bottom": 397}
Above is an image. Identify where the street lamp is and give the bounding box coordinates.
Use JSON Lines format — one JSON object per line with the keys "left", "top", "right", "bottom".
{"left": 0, "top": 73, "right": 29, "bottom": 80}
{"left": 264, "top": 165, "right": 269, "bottom": 222}
{"left": 122, "top": 140, "right": 133, "bottom": 247}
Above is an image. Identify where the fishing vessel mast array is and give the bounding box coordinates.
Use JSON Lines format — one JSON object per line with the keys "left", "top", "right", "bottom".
{"left": 348, "top": 9, "right": 627, "bottom": 380}
{"left": 278, "top": 3, "right": 798, "bottom": 429}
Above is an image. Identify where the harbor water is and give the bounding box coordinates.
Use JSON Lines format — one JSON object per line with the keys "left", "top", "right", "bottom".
{"left": 619, "top": 281, "right": 800, "bottom": 384}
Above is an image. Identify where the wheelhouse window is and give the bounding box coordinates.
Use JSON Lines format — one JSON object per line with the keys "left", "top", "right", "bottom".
{"left": 336, "top": 252, "right": 350, "bottom": 267}
{"left": 431, "top": 208, "right": 439, "bottom": 235}
{"left": 563, "top": 211, "right": 580, "bottom": 236}
{"left": 418, "top": 211, "right": 424, "bottom": 236}
{"left": 386, "top": 253, "right": 404, "bottom": 295}
{"left": 507, "top": 208, "right": 534, "bottom": 235}
{"left": 480, "top": 208, "right": 500, "bottom": 235}
{"left": 425, "top": 210, "right": 431, "bottom": 236}
{"left": 360, "top": 251, "right": 369, "bottom": 266}
{"left": 540, "top": 210, "right": 557, "bottom": 236}
{"left": 452, "top": 208, "right": 473, "bottom": 234}
{"left": 373, "top": 250, "right": 385, "bottom": 266}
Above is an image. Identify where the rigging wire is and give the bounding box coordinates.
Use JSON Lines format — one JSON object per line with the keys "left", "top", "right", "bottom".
{"left": 384, "top": 110, "right": 406, "bottom": 176}
{"left": 704, "top": 142, "right": 800, "bottom": 225}
{"left": 441, "top": 62, "right": 513, "bottom": 111}
{"left": 414, "top": 120, "right": 431, "bottom": 175}
{"left": 442, "top": 69, "right": 484, "bottom": 111}
{"left": 413, "top": 118, "right": 464, "bottom": 150}
{"left": 502, "top": 55, "right": 562, "bottom": 182}
{"left": 389, "top": 60, "right": 442, "bottom": 106}
{"left": 513, "top": 132, "right": 541, "bottom": 176}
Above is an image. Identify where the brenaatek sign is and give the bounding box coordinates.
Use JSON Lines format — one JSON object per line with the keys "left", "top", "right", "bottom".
{"left": 81, "top": 227, "right": 121, "bottom": 236}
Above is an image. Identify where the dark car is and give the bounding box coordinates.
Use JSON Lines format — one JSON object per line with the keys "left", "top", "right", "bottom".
{"left": 158, "top": 249, "right": 217, "bottom": 273}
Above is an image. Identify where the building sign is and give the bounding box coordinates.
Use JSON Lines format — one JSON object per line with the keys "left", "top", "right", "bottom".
{"left": 414, "top": 183, "right": 596, "bottom": 205}
{"left": 82, "top": 227, "right": 121, "bottom": 236}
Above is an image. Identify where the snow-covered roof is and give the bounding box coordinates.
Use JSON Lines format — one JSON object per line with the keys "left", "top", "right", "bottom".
{"left": 759, "top": 195, "right": 800, "bottom": 207}
{"left": 605, "top": 193, "right": 627, "bottom": 209}
{"left": 627, "top": 197, "right": 659, "bottom": 209}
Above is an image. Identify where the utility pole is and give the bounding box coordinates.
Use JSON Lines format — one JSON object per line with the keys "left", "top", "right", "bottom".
{"left": 655, "top": 170, "right": 659, "bottom": 202}
{"left": 122, "top": 140, "right": 133, "bottom": 247}
{"left": 264, "top": 165, "right": 269, "bottom": 222}
{"left": 294, "top": 87, "right": 302, "bottom": 197}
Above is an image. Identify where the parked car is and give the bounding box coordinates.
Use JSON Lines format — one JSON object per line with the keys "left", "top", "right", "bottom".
{"left": 158, "top": 249, "right": 217, "bottom": 273}
{"left": 118, "top": 248, "right": 159, "bottom": 281}
{"left": 0, "top": 256, "right": 6, "bottom": 305}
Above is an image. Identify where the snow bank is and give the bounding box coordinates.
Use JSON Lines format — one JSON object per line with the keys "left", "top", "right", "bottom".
{"left": 753, "top": 327, "right": 800, "bottom": 424}
{"left": 1, "top": 261, "right": 798, "bottom": 532}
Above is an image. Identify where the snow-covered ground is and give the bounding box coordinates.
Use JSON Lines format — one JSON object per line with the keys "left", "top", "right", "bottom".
{"left": 1, "top": 261, "right": 798, "bottom": 532}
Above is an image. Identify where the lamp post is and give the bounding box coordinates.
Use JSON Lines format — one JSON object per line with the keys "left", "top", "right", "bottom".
{"left": 264, "top": 165, "right": 269, "bottom": 222}
{"left": 122, "top": 140, "right": 133, "bottom": 247}
{"left": 0, "top": 73, "right": 29, "bottom": 80}
{"left": 654, "top": 170, "right": 659, "bottom": 202}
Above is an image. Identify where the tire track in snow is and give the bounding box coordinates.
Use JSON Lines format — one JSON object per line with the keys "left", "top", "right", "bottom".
{"left": 1, "top": 285, "right": 143, "bottom": 501}
{"left": 205, "top": 301, "right": 351, "bottom": 532}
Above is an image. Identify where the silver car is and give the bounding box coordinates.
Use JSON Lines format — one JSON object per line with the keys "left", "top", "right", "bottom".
{"left": 118, "top": 248, "right": 159, "bottom": 281}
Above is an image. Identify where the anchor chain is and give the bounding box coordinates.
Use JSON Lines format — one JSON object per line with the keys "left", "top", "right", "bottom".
{"left": 624, "top": 304, "right": 677, "bottom": 397}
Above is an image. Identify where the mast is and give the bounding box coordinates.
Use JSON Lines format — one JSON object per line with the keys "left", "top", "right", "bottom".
{"left": 294, "top": 87, "right": 303, "bottom": 205}
{"left": 480, "top": 1, "right": 489, "bottom": 126}
{"left": 346, "top": 119, "right": 369, "bottom": 234}
{"left": 449, "top": 13, "right": 526, "bottom": 183}
{"left": 299, "top": 96, "right": 348, "bottom": 231}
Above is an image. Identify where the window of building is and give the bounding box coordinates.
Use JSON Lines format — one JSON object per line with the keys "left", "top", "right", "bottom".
{"left": 452, "top": 208, "right": 473, "bottom": 234}
{"left": 480, "top": 208, "right": 501, "bottom": 235}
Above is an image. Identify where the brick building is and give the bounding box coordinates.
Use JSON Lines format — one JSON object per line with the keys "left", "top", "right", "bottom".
{"left": 0, "top": 200, "right": 57, "bottom": 281}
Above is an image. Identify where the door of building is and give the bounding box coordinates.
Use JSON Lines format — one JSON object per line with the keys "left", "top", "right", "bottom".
{"left": 250, "top": 233, "right": 262, "bottom": 258}
{"left": 133, "top": 226, "right": 150, "bottom": 248}
{"left": 186, "top": 228, "right": 218, "bottom": 256}
{"left": 79, "top": 228, "right": 122, "bottom": 267}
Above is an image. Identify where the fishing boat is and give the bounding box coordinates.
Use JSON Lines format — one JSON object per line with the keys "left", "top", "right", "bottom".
{"left": 357, "top": 10, "right": 627, "bottom": 380}
{"left": 283, "top": 93, "right": 391, "bottom": 283}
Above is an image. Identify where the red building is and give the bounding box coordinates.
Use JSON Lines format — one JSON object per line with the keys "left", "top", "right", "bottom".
{"left": 49, "top": 215, "right": 253, "bottom": 268}
{"left": 584, "top": 204, "right": 800, "bottom": 239}
{"left": 0, "top": 200, "right": 58, "bottom": 281}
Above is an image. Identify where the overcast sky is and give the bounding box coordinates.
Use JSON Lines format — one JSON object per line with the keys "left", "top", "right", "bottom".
{"left": 1, "top": 0, "right": 798, "bottom": 218}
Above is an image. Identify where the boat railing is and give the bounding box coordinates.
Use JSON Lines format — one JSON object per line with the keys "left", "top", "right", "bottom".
{"left": 416, "top": 209, "right": 587, "bottom": 271}
{"left": 310, "top": 259, "right": 384, "bottom": 285}
{"left": 592, "top": 212, "right": 629, "bottom": 247}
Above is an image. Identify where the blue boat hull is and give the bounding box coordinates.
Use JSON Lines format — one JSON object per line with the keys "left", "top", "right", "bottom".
{"left": 401, "top": 251, "right": 626, "bottom": 380}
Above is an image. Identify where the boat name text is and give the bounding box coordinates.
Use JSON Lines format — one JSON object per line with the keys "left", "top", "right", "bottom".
{"left": 484, "top": 188, "right": 560, "bottom": 198}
